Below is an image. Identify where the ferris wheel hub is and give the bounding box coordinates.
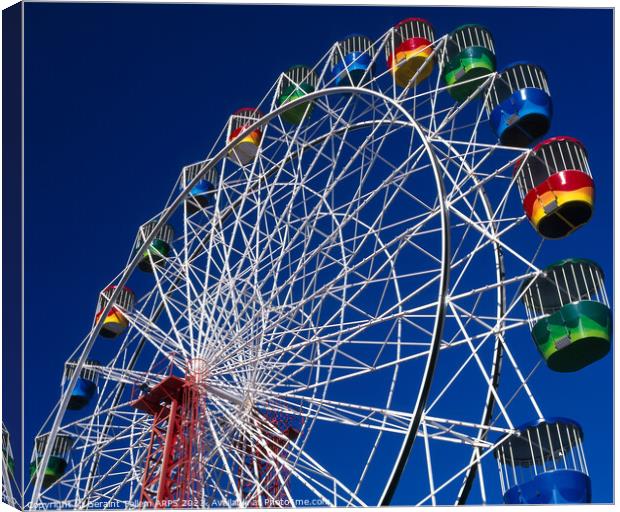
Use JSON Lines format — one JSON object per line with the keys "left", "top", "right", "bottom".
{"left": 187, "top": 357, "right": 209, "bottom": 383}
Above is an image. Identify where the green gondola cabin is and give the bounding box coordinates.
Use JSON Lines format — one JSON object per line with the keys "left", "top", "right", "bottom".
{"left": 386, "top": 18, "right": 435, "bottom": 88}
{"left": 2, "top": 425, "right": 15, "bottom": 478}
{"left": 441, "top": 24, "right": 496, "bottom": 102}
{"left": 29, "top": 434, "right": 74, "bottom": 489}
{"left": 95, "top": 285, "right": 135, "bottom": 339}
{"left": 135, "top": 221, "right": 175, "bottom": 272}
{"left": 521, "top": 259, "right": 611, "bottom": 372}
{"left": 514, "top": 136, "right": 594, "bottom": 239}
{"left": 277, "top": 65, "right": 319, "bottom": 125}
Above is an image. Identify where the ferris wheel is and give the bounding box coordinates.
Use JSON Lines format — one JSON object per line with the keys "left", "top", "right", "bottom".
{"left": 26, "top": 17, "right": 611, "bottom": 509}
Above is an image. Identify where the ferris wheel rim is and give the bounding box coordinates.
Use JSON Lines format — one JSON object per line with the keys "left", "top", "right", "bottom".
{"left": 432, "top": 137, "right": 507, "bottom": 505}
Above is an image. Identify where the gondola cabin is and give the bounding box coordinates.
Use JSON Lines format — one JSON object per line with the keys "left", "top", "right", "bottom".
{"left": 181, "top": 162, "right": 219, "bottom": 214}
{"left": 135, "top": 221, "right": 175, "bottom": 272}
{"left": 386, "top": 18, "right": 435, "bottom": 88}
{"left": 485, "top": 62, "right": 552, "bottom": 147}
{"left": 277, "top": 65, "right": 319, "bottom": 125}
{"left": 514, "top": 137, "right": 594, "bottom": 239}
{"left": 442, "top": 24, "right": 496, "bottom": 102}
{"left": 29, "top": 434, "right": 74, "bottom": 489}
{"left": 228, "top": 108, "right": 263, "bottom": 166}
{"left": 63, "top": 360, "right": 100, "bottom": 410}
{"left": 331, "top": 34, "right": 375, "bottom": 87}
{"left": 95, "top": 285, "right": 135, "bottom": 339}
{"left": 495, "top": 418, "right": 591, "bottom": 504}
{"left": 521, "top": 259, "right": 611, "bottom": 372}
{"left": 2, "top": 425, "right": 15, "bottom": 477}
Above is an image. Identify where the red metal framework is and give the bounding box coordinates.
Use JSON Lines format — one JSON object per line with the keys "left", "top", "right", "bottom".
{"left": 238, "top": 410, "right": 301, "bottom": 508}
{"left": 132, "top": 358, "right": 301, "bottom": 509}
{"left": 132, "top": 375, "right": 203, "bottom": 508}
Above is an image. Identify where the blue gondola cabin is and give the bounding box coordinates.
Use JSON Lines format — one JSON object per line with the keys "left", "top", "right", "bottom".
{"left": 330, "top": 34, "right": 375, "bottom": 87}
{"left": 495, "top": 418, "right": 591, "bottom": 504}
{"left": 181, "top": 162, "right": 219, "bottom": 214}
{"left": 63, "top": 360, "right": 100, "bottom": 410}
{"left": 485, "top": 62, "right": 552, "bottom": 147}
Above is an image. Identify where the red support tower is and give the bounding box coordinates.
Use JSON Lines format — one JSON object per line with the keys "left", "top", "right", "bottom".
{"left": 132, "top": 363, "right": 301, "bottom": 509}
{"left": 132, "top": 375, "right": 202, "bottom": 508}
{"left": 238, "top": 410, "right": 300, "bottom": 508}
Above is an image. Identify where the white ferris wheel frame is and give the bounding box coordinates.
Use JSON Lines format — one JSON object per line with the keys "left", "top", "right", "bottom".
{"left": 27, "top": 28, "right": 563, "bottom": 509}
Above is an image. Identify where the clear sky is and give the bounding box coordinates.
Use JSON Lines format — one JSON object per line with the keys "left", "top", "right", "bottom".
{"left": 13, "top": 3, "right": 613, "bottom": 505}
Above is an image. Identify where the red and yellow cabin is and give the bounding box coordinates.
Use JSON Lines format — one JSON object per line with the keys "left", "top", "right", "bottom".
{"left": 514, "top": 136, "right": 594, "bottom": 239}
{"left": 386, "top": 18, "right": 435, "bottom": 88}
{"left": 228, "top": 108, "right": 263, "bottom": 166}
{"left": 95, "top": 285, "right": 136, "bottom": 338}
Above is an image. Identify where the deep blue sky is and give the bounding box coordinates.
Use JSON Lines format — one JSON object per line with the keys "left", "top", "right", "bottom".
{"left": 17, "top": 3, "right": 613, "bottom": 505}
